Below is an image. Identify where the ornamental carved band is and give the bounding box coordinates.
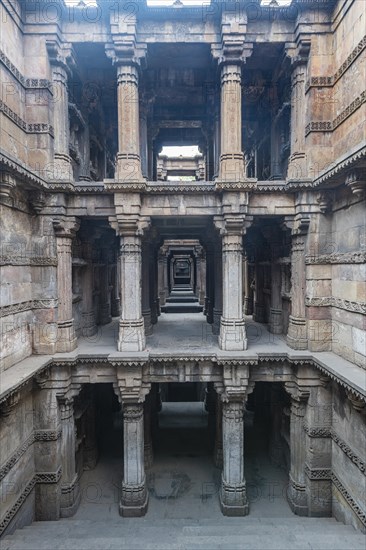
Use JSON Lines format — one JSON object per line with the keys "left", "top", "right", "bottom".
{"left": 123, "top": 405, "right": 144, "bottom": 422}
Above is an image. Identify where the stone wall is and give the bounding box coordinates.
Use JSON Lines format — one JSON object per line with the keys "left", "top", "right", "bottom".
{"left": 331, "top": 382, "right": 366, "bottom": 532}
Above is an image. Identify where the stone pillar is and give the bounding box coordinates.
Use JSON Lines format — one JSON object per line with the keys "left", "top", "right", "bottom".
{"left": 116, "top": 64, "right": 144, "bottom": 182}
{"left": 199, "top": 250, "right": 206, "bottom": 305}
{"left": 58, "top": 397, "right": 80, "bottom": 517}
{"left": 139, "top": 102, "right": 148, "bottom": 179}
{"left": 214, "top": 394, "right": 223, "bottom": 467}
{"left": 220, "top": 399, "right": 249, "bottom": 516}
{"left": 287, "top": 49, "right": 309, "bottom": 181}
{"left": 213, "top": 108, "right": 221, "bottom": 179}
{"left": 269, "top": 261, "right": 283, "bottom": 334}
{"left": 144, "top": 393, "right": 154, "bottom": 469}
{"left": 219, "top": 63, "right": 245, "bottom": 182}
{"left": 253, "top": 262, "right": 265, "bottom": 323}
{"left": 149, "top": 248, "right": 159, "bottom": 325}
{"left": 287, "top": 235, "right": 308, "bottom": 349}
{"left": 118, "top": 234, "right": 145, "bottom": 351}
{"left": 158, "top": 250, "right": 167, "bottom": 306}
{"left": 111, "top": 258, "right": 121, "bottom": 317}
{"left": 99, "top": 247, "right": 112, "bottom": 325}
{"left": 287, "top": 395, "right": 308, "bottom": 516}
{"left": 163, "top": 254, "right": 169, "bottom": 300}
{"left": 54, "top": 218, "right": 80, "bottom": 352}
{"left": 205, "top": 245, "right": 214, "bottom": 324}
{"left": 219, "top": 232, "right": 247, "bottom": 351}
{"left": 34, "top": 386, "right": 62, "bottom": 520}
{"left": 243, "top": 255, "right": 253, "bottom": 315}
{"left": 83, "top": 392, "right": 98, "bottom": 470}
{"left": 269, "top": 385, "right": 285, "bottom": 467}
{"left": 304, "top": 383, "right": 332, "bottom": 517}
{"left": 204, "top": 383, "right": 216, "bottom": 449}
{"left": 213, "top": 240, "right": 223, "bottom": 335}
{"left": 120, "top": 403, "right": 148, "bottom": 517}
{"left": 80, "top": 239, "right": 97, "bottom": 336}
{"left": 142, "top": 239, "right": 153, "bottom": 335}
{"left": 50, "top": 63, "right": 73, "bottom": 181}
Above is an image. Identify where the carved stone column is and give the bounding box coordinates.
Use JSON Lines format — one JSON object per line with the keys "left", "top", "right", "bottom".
{"left": 219, "top": 232, "right": 247, "bottom": 350}
{"left": 286, "top": 43, "right": 309, "bottom": 181}
{"left": 80, "top": 238, "right": 97, "bottom": 336}
{"left": 111, "top": 257, "right": 121, "bottom": 317}
{"left": 214, "top": 394, "right": 223, "bottom": 467}
{"left": 219, "top": 63, "right": 245, "bottom": 182}
{"left": 205, "top": 383, "right": 216, "bottom": 449}
{"left": 49, "top": 62, "right": 73, "bottom": 182}
{"left": 116, "top": 64, "right": 144, "bottom": 182}
{"left": 53, "top": 217, "right": 80, "bottom": 352}
{"left": 287, "top": 235, "right": 308, "bottom": 349}
{"left": 99, "top": 246, "right": 112, "bottom": 325}
{"left": 139, "top": 101, "right": 148, "bottom": 179}
{"left": 33, "top": 383, "right": 62, "bottom": 520}
{"left": 213, "top": 240, "right": 223, "bottom": 335}
{"left": 83, "top": 391, "right": 98, "bottom": 471}
{"left": 144, "top": 392, "right": 154, "bottom": 469}
{"left": 157, "top": 249, "right": 167, "bottom": 306}
{"left": 243, "top": 255, "right": 253, "bottom": 315}
{"left": 269, "top": 261, "right": 283, "bottom": 334}
{"left": 142, "top": 238, "right": 153, "bottom": 335}
{"left": 58, "top": 396, "right": 80, "bottom": 517}
{"left": 118, "top": 233, "right": 145, "bottom": 351}
{"left": 120, "top": 403, "right": 148, "bottom": 517}
{"left": 149, "top": 248, "right": 159, "bottom": 325}
{"left": 287, "top": 390, "right": 309, "bottom": 516}
{"left": 253, "top": 262, "right": 265, "bottom": 323}
{"left": 199, "top": 249, "right": 206, "bottom": 305}
{"left": 220, "top": 399, "right": 249, "bottom": 516}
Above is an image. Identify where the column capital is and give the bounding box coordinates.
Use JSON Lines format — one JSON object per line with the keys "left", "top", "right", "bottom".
{"left": 105, "top": 43, "right": 147, "bottom": 71}
{"left": 114, "top": 369, "right": 151, "bottom": 406}
{"left": 211, "top": 43, "right": 253, "bottom": 68}
{"left": 284, "top": 39, "right": 311, "bottom": 69}
{"left": 52, "top": 216, "right": 80, "bottom": 239}
{"left": 46, "top": 40, "right": 76, "bottom": 76}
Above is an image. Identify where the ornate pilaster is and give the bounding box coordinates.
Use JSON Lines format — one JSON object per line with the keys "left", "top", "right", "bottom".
{"left": 58, "top": 396, "right": 80, "bottom": 517}
{"left": 118, "top": 234, "right": 145, "bottom": 351}
{"left": 213, "top": 239, "right": 223, "bottom": 335}
{"left": 80, "top": 237, "right": 97, "bottom": 337}
{"left": 214, "top": 394, "right": 223, "bottom": 467}
{"left": 286, "top": 41, "right": 310, "bottom": 182}
{"left": 287, "top": 219, "right": 309, "bottom": 349}
{"left": 142, "top": 238, "right": 153, "bottom": 335}
{"left": 269, "top": 261, "right": 283, "bottom": 334}
{"left": 243, "top": 254, "right": 253, "bottom": 316}
{"left": 144, "top": 392, "right": 154, "bottom": 469}
{"left": 216, "top": 218, "right": 247, "bottom": 351}
{"left": 220, "top": 399, "right": 248, "bottom": 516}
{"left": 53, "top": 217, "right": 80, "bottom": 352}
{"left": 46, "top": 41, "right": 74, "bottom": 183}
{"left": 99, "top": 246, "right": 112, "bottom": 325}
{"left": 285, "top": 384, "right": 310, "bottom": 516}
{"left": 120, "top": 403, "right": 148, "bottom": 516}
{"left": 253, "top": 262, "right": 265, "bottom": 323}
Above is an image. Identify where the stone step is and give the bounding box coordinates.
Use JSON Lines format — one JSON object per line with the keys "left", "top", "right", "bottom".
{"left": 166, "top": 296, "right": 199, "bottom": 303}
{"left": 161, "top": 303, "right": 203, "bottom": 313}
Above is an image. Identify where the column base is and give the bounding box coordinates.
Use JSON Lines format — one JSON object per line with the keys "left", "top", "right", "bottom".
{"left": 159, "top": 291, "right": 166, "bottom": 307}
{"left": 219, "top": 153, "right": 246, "bottom": 182}
{"left": 111, "top": 298, "right": 121, "bottom": 317}
{"left": 56, "top": 320, "right": 77, "bottom": 352}
{"left": 244, "top": 297, "right": 253, "bottom": 316}
{"left": 199, "top": 290, "right": 205, "bottom": 306}
{"left": 220, "top": 477, "right": 249, "bottom": 517}
{"left": 53, "top": 153, "right": 73, "bottom": 182}
{"left": 119, "top": 481, "right": 148, "bottom": 517}
{"left": 118, "top": 319, "right": 146, "bottom": 352}
{"left": 287, "top": 316, "right": 308, "bottom": 350}
{"left": 143, "top": 309, "right": 153, "bottom": 336}
{"left": 219, "top": 317, "right": 247, "bottom": 351}
{"left": 81, "top": 311, "right": 97, "bottom": 337}
{"left": 253, "top": 303, "right": 265, "bottom": 323}
{"left": 212, "top": 309, "right": 222, "bottom": 335}
{"left": 287, "top": 474, "right": 308, "bottom": 516}
{"left": 116, "top": 154, "right": 144, "bottom": 183}
{"left": 214, "top": 445, "right": 223, "bottom": 468}
{"left": 144, "top": 443, "right": 154, "bottom": 469}
{"left": 100, "top": 304, "right": 112, "bottom": 325}
{"left": 60, "top": 475, "right": 80, "bottom": 518}
{"left": 287, "top": 152, "right": 306, "bottom": 181}
{"left": 269, "top": 308, "right": 283, "bottom": 334}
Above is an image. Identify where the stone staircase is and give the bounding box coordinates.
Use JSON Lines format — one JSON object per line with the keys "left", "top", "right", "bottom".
{"left": 161, "top": 289, "right": 203, "bottom": 314}
{"left": 2, "top": 516, "right": 365, "bottom": 550}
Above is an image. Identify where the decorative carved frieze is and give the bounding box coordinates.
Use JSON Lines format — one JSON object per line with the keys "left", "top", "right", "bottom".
{"left": 303, "top": 423, "right": 331, "bottom": 438}
{"left": 305, "top": 465, "right": 331, "bottom": 480}
{"left": 305, "top": 296, "right": 366, "bottom": 315}
{"left": 0, "top": 477, "right": 36, "bottom": 536}
{"left": 306, "top": 91, "right": 366, "bottom": 135}
{"left": 34, "top": 427, "right": 62, "bottom": 441}
{"left": 0, "top": 150, "right": 48, "bottom": 190}
{"left": 331, "top": 473, "right": 366, "bottom": 526}
{"left": 332, "top": 432, "right": 366, "bottom": 474}
{"left": 0, "top": 255, "right": 57, "bottom": 266}
{"left": 0, "top": 299, "right": 58, "bottom": 318}
{"left": 0, "top": 433, "right": 34, "bottom": 481}
{"left": 0, "top": 49, "right": 52, "bottom": 91}
{"left": 306, "top": 36, "right": 366, "bottom": 92}
{"left": 35, "top": 466, "right": 62, "bottom": 484}
{"left": 0, "top": 99, "right": 54, "bottom": 135}
{"left": 305, "top": 252, "right": 366, "bottom": 265}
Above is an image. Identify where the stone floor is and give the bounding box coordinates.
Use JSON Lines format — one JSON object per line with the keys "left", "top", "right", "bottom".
{"left": 2, "top": 402, "right": 365, "bottom": 549}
